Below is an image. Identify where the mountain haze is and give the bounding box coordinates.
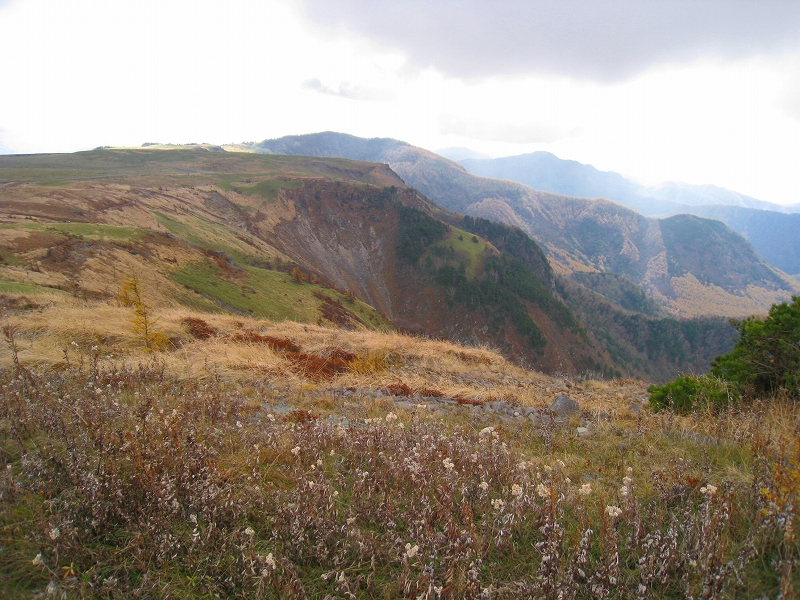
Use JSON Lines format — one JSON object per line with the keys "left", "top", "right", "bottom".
{"left": 460, "top": 151, "right": 800, "bottom": 276}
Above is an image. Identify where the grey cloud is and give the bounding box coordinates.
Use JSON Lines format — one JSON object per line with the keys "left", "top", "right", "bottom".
{"left": 439, "top": 116, "right": 569, "bottom": 144}
{"left": 302, "top": 1, "right": 800, "bottom": 82}
{"left": 302, "top": 78, "right": 393, "bottom": 101}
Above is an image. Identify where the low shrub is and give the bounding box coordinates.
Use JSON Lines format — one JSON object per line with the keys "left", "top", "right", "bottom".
{"left": 649, "top": 374, "right": 737, "bottom": 413}
{"left": 712, "top": 295, "right": 800, "bottom": 398}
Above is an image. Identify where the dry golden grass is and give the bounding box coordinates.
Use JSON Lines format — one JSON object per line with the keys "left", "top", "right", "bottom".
{"left": 3, "top": 295, "right": 797, "bottom": 454}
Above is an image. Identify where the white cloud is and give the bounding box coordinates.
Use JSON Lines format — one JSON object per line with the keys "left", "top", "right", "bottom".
{"left": 301, "top": 78, "right": 394, "bottom": 101}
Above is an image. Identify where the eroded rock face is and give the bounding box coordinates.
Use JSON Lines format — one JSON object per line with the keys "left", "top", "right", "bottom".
{"left": 550, "top": 394, "right": 581, "bottom": 416}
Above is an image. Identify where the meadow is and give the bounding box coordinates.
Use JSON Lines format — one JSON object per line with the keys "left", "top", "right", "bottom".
{"left": 0, "top": 299, "right": 797, "bottom": 598}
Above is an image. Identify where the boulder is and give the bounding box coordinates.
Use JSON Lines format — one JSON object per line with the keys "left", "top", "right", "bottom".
{"left": 550, "top": 394, "right": 581, "bottom": 416}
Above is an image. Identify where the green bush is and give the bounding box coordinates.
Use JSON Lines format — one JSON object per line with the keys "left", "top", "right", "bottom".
{"left": 650, "top": 296, "right": 799, "bottom": 412}
{"left": 649, "top": 374, "right": 737, "bottom": 413}
{"left": 711, "top": 295, "right": 800, "bottom": 398}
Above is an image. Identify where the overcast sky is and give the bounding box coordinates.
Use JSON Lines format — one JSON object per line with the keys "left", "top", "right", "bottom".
{"left": 2, "top": 0, "right": 800, "bottom": 205}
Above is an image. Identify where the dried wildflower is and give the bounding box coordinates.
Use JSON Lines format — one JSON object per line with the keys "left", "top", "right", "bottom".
{"left": 511, "top": 483, "right": 523, "bottom": 497}
{"left": 48, "top": 527, "right": 60, "bottom": 540}
{"left": 265, "top": 552, "right": 276, "bottom": 570}
{"left": 290, "top": 446, "right": 301, "bottom": 457}
{"left": 578, "top": 483, "right": 592, "bottom": 496}
{"left": 491, "top": 498, "right": 505, "bottom": 510}
{"left": 537, "top": 483, "right": 550, "bottom": 499}
{"left": 479, "top": 481, "right": 489, "bottom": 492}
{"left": 700, "top": 484, "right": 718, "bottom": 496}
{"left": 32, "top": 553, "right": 44, "bottom": 566}
{"left": 244, "top": 527, "right": 255, "bottom": 537}
{"left": 606, "top": 505, "right": 623, "bottom": 518}
{"left": 405, "top": 543, "right": 419, "bottom": 559}
{"left": 385, "top": 412, "right": 398, "bottom": 422}
{"left": 443, "top": 458, "right": 455, "bottom": 471}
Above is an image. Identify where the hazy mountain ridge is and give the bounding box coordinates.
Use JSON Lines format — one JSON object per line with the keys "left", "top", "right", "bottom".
{"left": 249, "top": 133, "right": 799, "bottom": 318}
{"left": 460, "top": 151, "right": 800, "bottom": 275}
{"left": 460, "top": 151, "right": 798, "bottom": 214}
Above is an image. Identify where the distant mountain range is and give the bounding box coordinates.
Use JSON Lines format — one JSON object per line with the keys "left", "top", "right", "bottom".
{"left": 458, "top": 151, "right": 800, "bottom": 276}
{"left": 248, "top": 132, "right": 799, "bottom": 318}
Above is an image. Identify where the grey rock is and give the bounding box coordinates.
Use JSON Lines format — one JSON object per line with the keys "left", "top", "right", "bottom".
{"left": 576, "top": 427, "right": 591, "bottom": 437}
{"left": 550, "top": 395, "right": 581, "bottom": 416}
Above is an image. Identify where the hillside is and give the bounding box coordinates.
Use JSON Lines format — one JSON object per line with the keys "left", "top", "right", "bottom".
{"left": 249, "top": 133, "right": 800, "bottom": 318}
{"left": 460, "top": 151, "right": 800, "bottom": 276}
{"left": 658, "top": 205, "right": 800, "bottom": 276}
{"left": 0, "top": 147, "right": 610, "bottom": 376}
{"left": 0, "top": 147, "right": 739, "bottom": 380}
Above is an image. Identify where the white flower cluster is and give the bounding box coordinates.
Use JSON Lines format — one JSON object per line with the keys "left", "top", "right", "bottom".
{"left": 442, "top": 458, "right": 455, "bottom": 471}
{"left": 578, "top": 483, "right": 592, "bottom": 496}
{"left": 620, "top": 467, "right": 634, "bottom": 498}
{"left": 700, "top": 484, "right": 718, "bottom": 497}
{"left": 405, "top": 542, "right": 419, "bottom": 559}
{"left": 491, "top": 498, "right": 505, "bottom": 510}
{"left": 511, "top": 483, "right": 523, "bottom": 497}
{"left": 478, "top": 426, "right": 499, "bottom": 442}
{"left": 606, "top": 505, "right": 623, "bottom": 519}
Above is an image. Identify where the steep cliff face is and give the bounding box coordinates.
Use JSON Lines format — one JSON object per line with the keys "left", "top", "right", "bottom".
{"left": 255, "top": 178, "right": 604, "bottom": 373}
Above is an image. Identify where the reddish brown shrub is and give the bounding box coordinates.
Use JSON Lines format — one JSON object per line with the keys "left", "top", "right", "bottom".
{"left": 454, "top": 396, "right": 484, "bottom": 406}
{"left": 283, "top": 409, "right": 317, "bottom": 423}
{"left": 181, "top": 317, "right": 218, "bottom": 340}
{"left": 229, "top": 332, "right": 301, "bottom": 353}
{"left": 284, "top": 352, "right": 350, "bottom": 380}
{"left": 386, "top": 381, "right": 412, "bottom": 396}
